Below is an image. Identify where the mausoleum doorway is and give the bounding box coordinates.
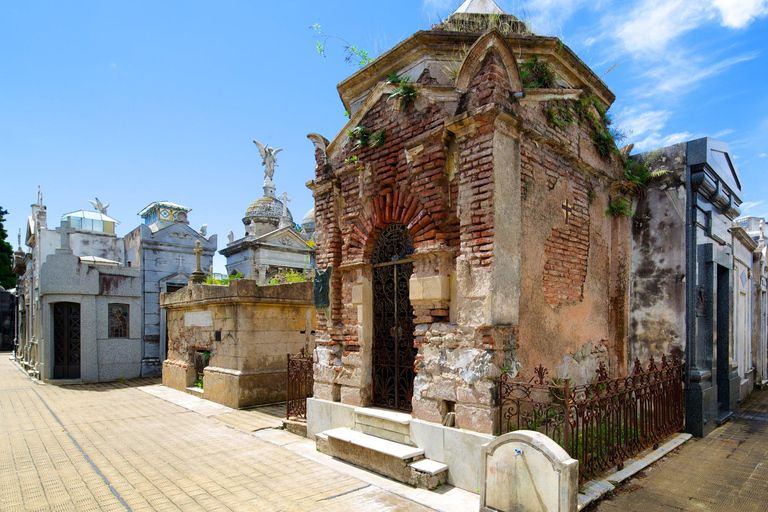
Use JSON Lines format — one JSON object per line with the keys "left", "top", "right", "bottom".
{"left": 371, "top": 224, "right": 415, "bottom": 411}
{"left": 53, "top": 302, "right": 81, "bottom": 379}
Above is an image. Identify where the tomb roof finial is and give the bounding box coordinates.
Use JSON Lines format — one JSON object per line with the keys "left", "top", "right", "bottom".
{"left": 453, "top": 0, "right": 506, "bottom": 14}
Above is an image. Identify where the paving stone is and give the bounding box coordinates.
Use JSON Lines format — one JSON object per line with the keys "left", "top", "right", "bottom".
{"left": 594, "top": 388, "right": 768, "bottom": 512}
{"left": 0, "top": 354, "right": 435, "bottom": 511}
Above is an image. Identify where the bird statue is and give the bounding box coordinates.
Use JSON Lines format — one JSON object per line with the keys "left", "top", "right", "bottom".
{"left": 88, "top": 198, "right": 109, "bottom": 214}
{"left": 199, "top": 224, "right": 208, "bottom": 237}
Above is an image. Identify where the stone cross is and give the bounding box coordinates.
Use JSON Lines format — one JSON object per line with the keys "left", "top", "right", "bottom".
{"left": 279, "top": 192, "right": 292, "bottom": 217}
{"left": 190, "top": 240, "right": 206, "bottom": 284}
{"left": 176, "top": 254, "right": 184, "bottom": 270}
{"left": 193, "top": 240, "right": 203, "bottom": 272}
{"left": 562, "top": 200, "right": 574, "bottom": 225}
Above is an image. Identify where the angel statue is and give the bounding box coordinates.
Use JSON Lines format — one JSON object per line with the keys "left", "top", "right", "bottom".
{"left": 88, "top": 197, "right": 109, "bottom": 214}
{"left": 253, "top": 140, "right": 282, "bottom": 184}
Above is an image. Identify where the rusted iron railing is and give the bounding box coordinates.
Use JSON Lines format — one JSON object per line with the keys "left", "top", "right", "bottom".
{"left": 286, "top": 347, "right": 314, "bottom": 421}
{"left": 499, "top": 355, "right": 685, "bottom": 483}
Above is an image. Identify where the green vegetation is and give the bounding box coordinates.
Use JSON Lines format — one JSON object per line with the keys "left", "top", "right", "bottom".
{"left": 311, "top": 24, "right": 374, "bottom": 68}
{"left": 521, "top": 56, "right": 555, "bottom": 89}
{"left": 605, "top": 197, "right": 633, "bottom": 218}
{"left": 205, "top": 271, "right": 243, "bottom": 286}
{"left": 0, "top": 207, "right": 15, "bottom": 289}
{"left": 386, "top": 74, "right": 418, "bottom": 111}
{"left": 268, "top": 269, "right": 310, "bottom": 285}
{"left": 347, "top": 126, "right": 386, "bottom": 149}
{"left": 546, "top": 96, "right": 620, "bottom": 159}
{"left": 615, "top": 149, "right": 669, "bottom": 197}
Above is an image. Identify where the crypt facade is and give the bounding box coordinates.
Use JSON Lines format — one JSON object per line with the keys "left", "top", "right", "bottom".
{"left": 307, "top": 3, "right": 631, "bottom": 437}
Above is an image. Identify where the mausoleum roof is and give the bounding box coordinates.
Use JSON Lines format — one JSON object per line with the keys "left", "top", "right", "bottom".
{"left": 454, "top": 0, "right": 505, "bottom": 14}
{"left": 62, "top": 210, "right": 120, "bottom": 224}
{"left": 138, "top": 201, "right": 191, "bottom": 217}
{"left": 245, "top": 196, "right": 292, "bottom": 223}
{"left": 301, "top": 208, "right": 315, "bottom": 231}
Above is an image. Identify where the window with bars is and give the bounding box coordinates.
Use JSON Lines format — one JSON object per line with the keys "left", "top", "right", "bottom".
{"left": 108, "top": 304, "right": 129, "bottom": 338}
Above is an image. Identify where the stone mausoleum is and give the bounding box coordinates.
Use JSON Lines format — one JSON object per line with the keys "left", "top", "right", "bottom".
{"left": 12, "top": 192, "right": 216, "bottom": 382}
{"left": 220, "top": 142, "right": 315, "bottom": 283}
{"left": 306, "top": 0, "right": 630, "bottom": 492}
{"left": 629, "top": 137, "right": 744, "bottom": 437}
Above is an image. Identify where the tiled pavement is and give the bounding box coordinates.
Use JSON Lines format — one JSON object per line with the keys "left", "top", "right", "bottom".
{"left": 595, "top": 387, "right": 768, "bottom": 511}
{"left": 0, "top": 354, "right": 439, "bottom": 512}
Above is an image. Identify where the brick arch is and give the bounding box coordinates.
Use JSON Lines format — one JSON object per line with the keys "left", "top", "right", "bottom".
{"left": 454, "top": 29, "right": 523, "bottom": 94}
{"left": 345, "top": 188, "right": 439, "bottom": 263}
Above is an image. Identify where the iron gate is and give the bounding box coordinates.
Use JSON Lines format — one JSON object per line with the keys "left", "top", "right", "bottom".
{"left": 287, "top": 348, "right": 313, "bottom": 420}
{"left": 53, "top": 302, "right": 81, "bottom": 379}
{"left": 371, "top": 224, "right": 415, "bottom": 412}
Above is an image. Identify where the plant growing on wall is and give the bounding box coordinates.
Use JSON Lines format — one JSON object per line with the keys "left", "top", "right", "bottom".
{"left": 613, "top": 149, "right": 669, "bottom": 197}
{"left": 311, "top": 24, "right": 374, "bottom": 68}
{"left": 605, "top": 197, "right": 633, "bottom": 218}
{"left": 521, "top": 56, "right": 555, "bottom": 89}
{"left": 386, "top": 74, "right": 418, "bottom": 111}
{"left": 268, "top": 269, "right": 310, "bottom": 285}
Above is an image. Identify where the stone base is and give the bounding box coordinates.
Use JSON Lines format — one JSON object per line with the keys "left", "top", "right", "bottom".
{"left": 307, "top": 398, "right": 493, "bottom": 492}
{"left": 202, "top": 366, "right": 286, "bottom": 409}
{"left": 318, "top": 428, "right": 447, "bottom": 490}
{"left": 162, "top": 359, "right": 194, "bottom": 391}
{"left": 282, "top": 418, "right": 307, "bottom": 437}
{"left": 141, "top": 357, "right": 162, "bottom": 378}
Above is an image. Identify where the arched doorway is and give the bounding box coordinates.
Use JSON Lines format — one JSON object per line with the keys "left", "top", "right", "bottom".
{"left": 53, "top": 302, "right": 81, "bottom": 379}
{"left": 371, "top": 224, "right": 415, "bottom": 411}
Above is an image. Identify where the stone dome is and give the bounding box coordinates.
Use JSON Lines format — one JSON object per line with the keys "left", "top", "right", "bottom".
{"left": 244, "top": 196, "right": 292, "bottom": 224}
{"left": 301, "top": 208, "right": 316, "bottom": 237}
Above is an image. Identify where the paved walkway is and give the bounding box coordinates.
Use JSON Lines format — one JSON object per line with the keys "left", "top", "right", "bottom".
{"left": 595, "top": 387, "right": 768, "bottom": 512}
{"left": 0, "top": 353, "right": 472, "bottom": 512}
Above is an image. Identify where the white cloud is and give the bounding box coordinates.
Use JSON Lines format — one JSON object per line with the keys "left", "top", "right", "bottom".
{"left": 614, "top": 0, "right": 714, "bottom": 56}
{"left": 517, "top": 0, "right": 594, "bottom": 35}
{"left": 712, "top": 0, "right": 768, "bottom": 28}
{"left": 741, "top": 200, "right": 765, "bottom": 210}
{"left": 636, "top": 51, "right": 758, "bottom": 96}
{"left": 616, "top": 108, "right": 670, "bottom": 139}
{"left": 761, "top": 153, "right": 767, "bottom": 157}
{"left": 712, "top": 128, "right": 735, "bottom": 138}
{"left": 634, "top": 131, "right": 695, "bottom": 151}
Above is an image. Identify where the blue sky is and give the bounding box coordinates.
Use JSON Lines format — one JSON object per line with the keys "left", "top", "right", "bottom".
{"left": 1, "top": 0, "right": 767, "bottom": 272}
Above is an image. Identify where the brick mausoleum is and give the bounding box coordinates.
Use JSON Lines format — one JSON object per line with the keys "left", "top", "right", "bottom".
{"left": 308, "top": 2, "right": 630, "bottom": 440}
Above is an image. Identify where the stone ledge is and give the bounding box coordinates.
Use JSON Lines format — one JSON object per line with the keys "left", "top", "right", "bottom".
{"left": 324, "top": 428, "right": 423, "bottom": 459}
{"left": 577, "top": 432, "right": 693, "bottom": 510}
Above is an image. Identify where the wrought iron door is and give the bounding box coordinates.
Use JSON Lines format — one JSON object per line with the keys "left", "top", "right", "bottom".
{"left": 371, "top": 224, "right": 415, "bottom": 411}
{"left": 53, "top": 302, "right": 81, "bottom": 379}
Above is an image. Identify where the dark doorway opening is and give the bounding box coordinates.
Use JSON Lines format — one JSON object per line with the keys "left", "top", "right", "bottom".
{"left": 53, "top": 302, "right": 81, "bottom": 379}
{"left": 371, "top": 224, "right": 416, "bottom": 412}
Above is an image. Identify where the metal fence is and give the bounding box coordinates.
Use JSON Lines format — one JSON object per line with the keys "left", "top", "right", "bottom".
{"left": 286, "top": 348, "right": 314, "bottom": 420}
{"left": 499, "top": 355, "right": 685, "bottom": 483}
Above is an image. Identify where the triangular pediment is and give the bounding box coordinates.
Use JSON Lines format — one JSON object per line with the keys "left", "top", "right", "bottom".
{"left": 257, "top": 227, "right": 312, "bottom": 250}
{"left": 151, "top": 222, "right": 214, "bottom": 247}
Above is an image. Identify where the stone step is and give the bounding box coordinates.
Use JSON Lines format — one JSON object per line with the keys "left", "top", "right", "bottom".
{"left": 317, "top": 428, "right": 448, "bottom": 489}
{"left": 354, "top": 407, "right": 413, "bottom": 444}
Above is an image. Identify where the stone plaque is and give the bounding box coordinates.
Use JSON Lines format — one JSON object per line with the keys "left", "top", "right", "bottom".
{"left": 481, "top": 430, "right": 578, "bottom": 512}
{"left": 314, "top": 266, "right": 332, "bottom": 309}
{"left": 184, "top": 311, "right": 213, "bottom": 327}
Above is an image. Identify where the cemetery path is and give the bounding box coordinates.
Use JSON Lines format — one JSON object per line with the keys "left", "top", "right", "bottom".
{"left": 0, "top": 354, "right": 438, "bottom": 512}
{"left": 595, "top": 387, "right": 768, "bottom": 512}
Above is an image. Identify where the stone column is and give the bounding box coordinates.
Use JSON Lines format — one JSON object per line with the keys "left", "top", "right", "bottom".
{"left": 257, "top": 264, "right": 269, "bottom": 285}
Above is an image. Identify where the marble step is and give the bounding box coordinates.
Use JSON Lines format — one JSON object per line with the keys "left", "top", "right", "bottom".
{"left": 317, "top": 428, "right": 448, "bottom": 489}
{"left": 354, "top": 407, "right": 413, "bottom": 444}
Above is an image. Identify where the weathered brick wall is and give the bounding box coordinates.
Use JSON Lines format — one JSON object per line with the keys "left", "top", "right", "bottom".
{"left": 309, "top": 30, "right": 630, "bottom": 430}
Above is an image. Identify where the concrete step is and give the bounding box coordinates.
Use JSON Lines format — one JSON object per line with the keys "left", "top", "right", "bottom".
{"left": 354, "top": 407, "right": 413, "bottom": 445}
{"left": 317, "top": 428, "right": 448, "bottom": 489}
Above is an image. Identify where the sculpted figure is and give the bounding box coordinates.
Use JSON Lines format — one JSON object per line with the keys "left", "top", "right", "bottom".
{"left": 253, "top": 140, "right": 283, "bottom": 183}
